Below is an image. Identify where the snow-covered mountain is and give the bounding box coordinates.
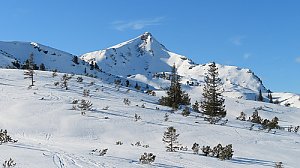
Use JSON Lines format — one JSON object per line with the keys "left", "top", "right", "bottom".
{"left": 0, "top": 33, "right": 299, "bottom": 108}
{"left": 0, "top": 41, "right": 142, "bottom": 88}
{"left": 81, "top": 32, "right": 266, "bottom": 95}
{"left": 0, "top": 41, "right": 88, "bottom": 74}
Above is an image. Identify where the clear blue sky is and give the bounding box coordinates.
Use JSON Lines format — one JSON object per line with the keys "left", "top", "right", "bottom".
{"left": 1, "top": 0, "right": 299, "bottom": 93}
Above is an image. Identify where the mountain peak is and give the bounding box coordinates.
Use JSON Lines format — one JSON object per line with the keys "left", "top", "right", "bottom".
{"left": 140, "top": 32, "right": 152, "bottom": 40}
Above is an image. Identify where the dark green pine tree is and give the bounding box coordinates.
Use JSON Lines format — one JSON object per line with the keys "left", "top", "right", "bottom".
{"left": 162, "top": 126, "right": 179, "bottom": 152}
{"left": 258, "top": 89, "right": 264, "bottom": 102}
{"left": 269, "top": 93, "right": 273, "bottom": 103}
{"left": 201, "top": 62, "right": 226, "bottom": 123}
{"left": 192, "top": 101, "right": 200, "bottom": 112}
{"left": 39, "top": 63, "right": 46, "bottom": 71}
{"left": 159, "top": 64, "right": 190, "bottom": 109}
{"left": 24, "top": 53, "right": 35, "bottom": 87}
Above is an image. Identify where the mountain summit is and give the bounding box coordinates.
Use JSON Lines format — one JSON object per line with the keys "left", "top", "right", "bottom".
{"left": 81, "top": 32, "right": 188, "bottom": 77}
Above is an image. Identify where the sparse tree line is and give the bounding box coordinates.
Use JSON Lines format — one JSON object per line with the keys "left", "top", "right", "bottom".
{"left": 162, "top": 126, "right": 233, "bottom": 162}
{"left": 236, "top": 110, "right": 299, "bottom": 133}
{"left": 159, "top": 62, "right": 227, "bottom": 124}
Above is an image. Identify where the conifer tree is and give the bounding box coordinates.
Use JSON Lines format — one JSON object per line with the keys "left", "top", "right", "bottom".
{"left": 162, "top": 126, "right": 179, "bottom": 152}
{"left": 192, "top": 101, "right": 200, "bottom": 112}
{"left": 159, "top": 64, "right": 190, "bottom": 109}
{"left": 201, "top": 62, "right": 226, "bottom": 123}
{"left": 258, "top": 89, "right": 264, "bottom": 102}
{"left": 24, "top": 53, "right": 35, "bottom": 87}
{"left": 39, "top": 63, "right": 46, "bottom": 71}
{"left": 72, "top": 56, "right": 79, "bottom": 64}
{"left": 269, "top": 93, "right": 273, "bottom": 103}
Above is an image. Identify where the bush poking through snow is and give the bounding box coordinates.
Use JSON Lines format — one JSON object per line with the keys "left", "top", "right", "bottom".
{"left": 91, "top": 148, "right": 108, "bottom": 156}
{"left": 219, "top": 144, "right": 234, "bottom": 160}
{"left": 236, "top": 112, "right": 246, "bottom": 121}
{"left": 164, "top": 113, "right": 169, "bottom": 122}
{"left": 139, "top": 152, "right": 156, "bottom": 164}
{"left": 0, "top": 129, "right": 18, "bottom": 145}
{"left": 248, "top": 111, "right": 280, "bottom": 131}
{"left": 83, "top": 89, "right": 90, "bottom": 97}
{"left": 116, "top": 141, "right": 123, "bottom": 145}
{"left": 77, "top": 77, "right": 83, "bottom": 82}
{"left": 201, "top": 144, "right": 233, "bottom": 160}
{"left": 201, "top": 146, "right": 211, "bottom": 156}
{"left": 99, "top": 149, "right": 108, "bottom": 156}
{"left": 192, "top": 143, "right": 200, "bottom": 154}
{"left": 72, "top": 99, "right": 79, "bottom": 104}
{"left": 182, "top": 106, "right": 190, "bottom": 117}
{"left": 134, "top": 113, "right": 141, "bottom": 121}
{"left": 145, "top": 90, "right": 156, "bottom": 96}
{"left": 54, "top": 82, "right": 59, "bottom": 86}
{"left": 275, "top": 162, "right": 283, "bottom": 168}
{"left": 123, "top": 98, "right": 131, "bottom": 105}
{"left": 77, "top": 99, "right": 92, "bottom": 112}
{"left": 2, "top": 158, "right": 16, "bottom": 168}
{"left": 294, "top": 126, "right": 299, "bottom": 133}
{"left": 61, "top": 74, "right": 72, "bottom": 90}
{"left": 52, "top": 71, "right": 58, "bottom": 78}
{"left": 250, "top": 110, "right": 263, "bottom": 124}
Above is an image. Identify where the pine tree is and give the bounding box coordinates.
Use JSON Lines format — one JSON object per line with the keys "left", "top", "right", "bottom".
{"left": 258, "top": 89, "right": 263, "bottom": 102}
{"left": 201, "top": 62, "right": 226, "bottom": 123}
{"left": 135, "top": 82, "right": 141, "bottom": 90}
{"left": 192, "top": 101, "right": 200, "bottom": 112}
{"left": 94, "top": 62, "right": 99, "bottom": 70}
{"left": 125, "top": 80, "right": 130, "bottom": 87}
{"left": 72, "top": 56, "right": 79, "bottom": 64}
{"left": 269, "top": 93, "right": 273, "bottom": 103}
{"left": 159, "top": 64, "right": 190, "bottom": 109}
{"left": 61, "top": 74, "right": 71, "bottom": 90}
{"left": 162, "top": 126, "right": 179, "bottom": 152}
{"left": 39, "top": 63, "right": 46, "bottom": 71}
{"left": 24, "top": 53, "right": 35, "bottom": 87}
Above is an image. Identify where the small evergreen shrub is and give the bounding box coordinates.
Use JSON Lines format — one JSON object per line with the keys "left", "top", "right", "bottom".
{"left": 139, "top": 152, "right": 156, "bottom": 164}
{"left": 83, "top": 89, "right": 90, "bottom": 97}
{"left": 0, "top": 129, "right": 18, "bottom": 145}
{"left": 134, "top": 113, "right": 141, "bottom": 121}
{"left": 123, "top": 98, "right": 131, "bottom": 105}
{"left": 236, "top": 112, "right": 246, "bottom": 121}
{"left": 192, "top": 143, "right": 200, "bottom": 154}
{"left": 2, "top": 158, "right": 16, "bottom": 168}
{"left": 77, "top": 77, "right": 83, "bottom": 82}
{"left": 182, "top": 106, "right": 190, "bottom": 117}
{"left": 115, "top": 141, "right": 123, "bottom": 145}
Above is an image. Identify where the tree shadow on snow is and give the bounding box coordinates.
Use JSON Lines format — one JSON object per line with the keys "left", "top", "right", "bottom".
{"left": 230, "top": 157, "right": 275, "bottom": 167}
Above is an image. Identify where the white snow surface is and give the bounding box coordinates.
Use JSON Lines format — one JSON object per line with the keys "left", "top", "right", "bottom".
{"left": 0, "top": 69, "right": 299, "bottom": 168}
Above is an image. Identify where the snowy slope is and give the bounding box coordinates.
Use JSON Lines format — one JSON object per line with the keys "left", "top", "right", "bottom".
{"left": 0, "top": 69, "right": 299, "bottom": 168}
{"left": 0, "top": 41, "right": 87, "bottom": 74}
